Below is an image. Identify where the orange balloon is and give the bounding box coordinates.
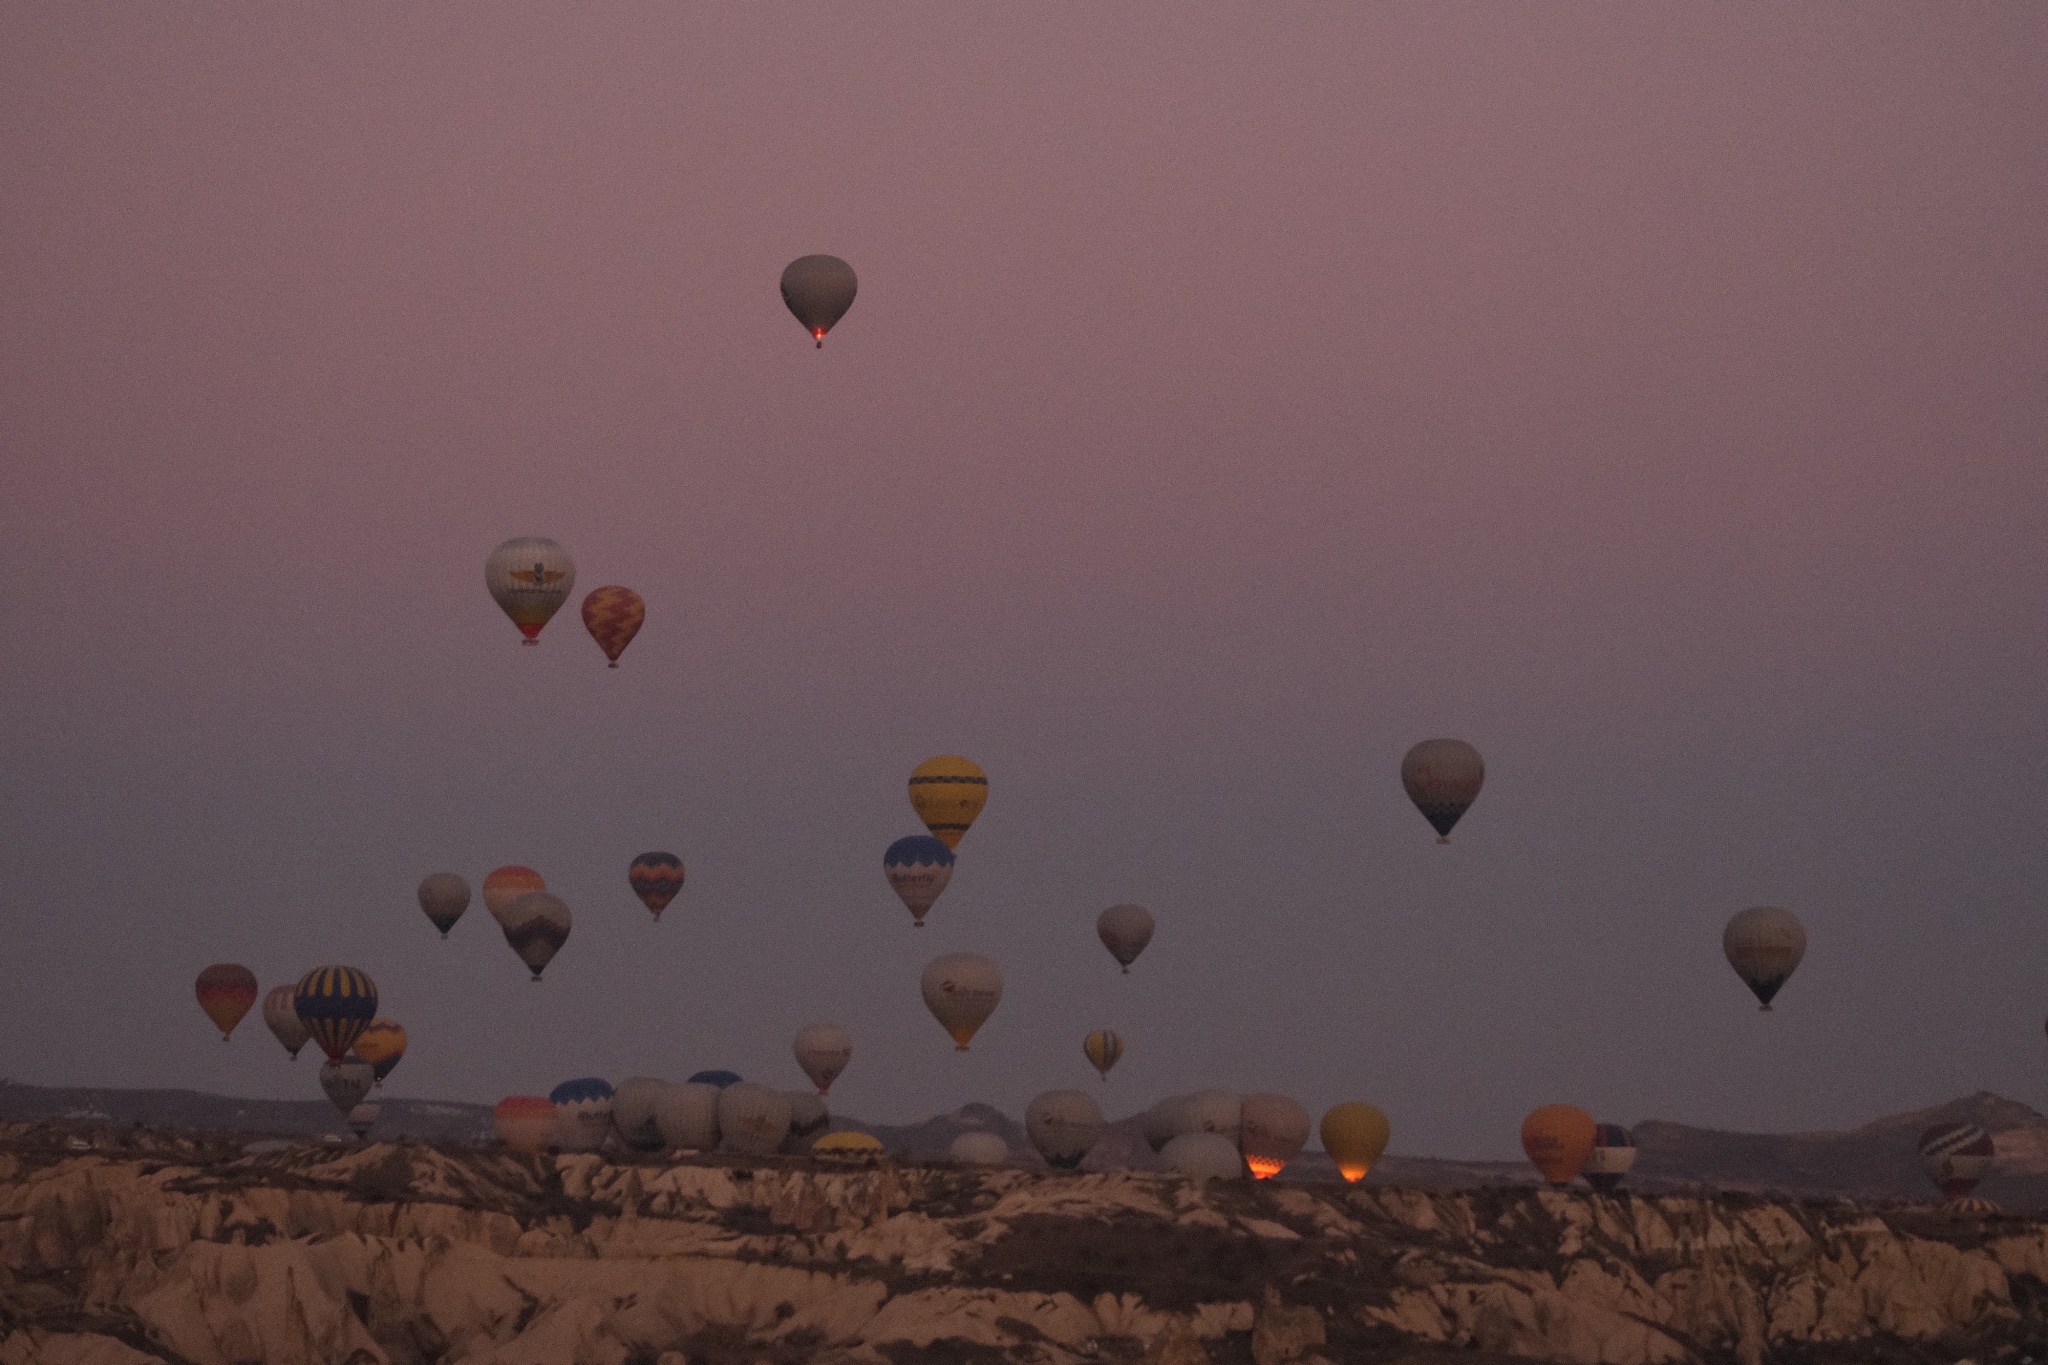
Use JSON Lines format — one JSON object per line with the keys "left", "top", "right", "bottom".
{"left": 483, "top": 866, "right": 546, "bottom": 924}
{"left": 580, "top": 586, "right": 646, "bottom": 667}
{"left": 194, "top": 964, "right": 258, "bottom": 1041}
{"left": 1520, "top": 1104, "right": 1596, "bottom": 1187}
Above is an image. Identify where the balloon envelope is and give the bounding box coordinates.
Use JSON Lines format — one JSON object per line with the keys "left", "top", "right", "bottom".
{"left": 1238, "top": 1093, "right": 1311, "bottom": 1179}
{"left": 907, "top": 755, "right": 988, "bottom": 850}
{"left": 494, "top": 1096, "right": 555, "bottom": 1152}
{"left": 1723, "top": 906, "right": 1807, "bottom": 1010}
{"left": 786, "top": 1092, "right": 829, "bottom": 1144}
{"left": 580, "top": 585, "right": 645, "bottom": 666}
{"left": 1096, "top": 904, "right": 1155, "bottom": 973}
{"left": 813, "top": 1131, "right": 883, "bottom": 1156}
{"left": 482, "top": 866, "right": 546, "bottom": 924}
{"left": 352, "top": 1019, "right": 407, "bottom": 1083}
{"left": 417, "top": 873, "right": 471, "bottom": 938}
{"left": 628, "top": 853, "right": 685, "bottom": 921}
{"left": 1162, "top": 1132, "right": 1244, "bottom": 1180}
{"left": 1144, "top": 1095, "right": 1192, "bottom": 1154}
{"left": 1181, "top": 1090, "right": 1242, "bottom": 1143}
{"left": 1919, "top": 1123, "right": 1996, "bottom": 1201}
{"left": 1584, "top": 1123, "right": 1637, "bottom": 1194}
{"left": 884, "top": 836, "right": 956, "bottom": 925}
{"left": 1401, "top": 739, "right": 1485, "bottom": 841}
{"left": 1319, "top": 1102, "right": 1391, "bottom": 1182}
{"left": 949, "top": 1132, "right": 1009, "bottom": 1166}
{"left": 920, "top": 952, "right": 1003, "bottom": 1050}
{"left": 688, "top": 1070, "right": 743, "bottom": 1089}
{"left": 1025, "top": 1090, "right": 1105, "bottom": 1170}
{"left": 1084, "top": 1029, "right": 1125, "bottom": 1081}
{"left": 262, "top": 984, "right": 311, "bottom": 1059}
{"left": 320, "top": 1057, "right": 374, "bottom": 1116}
{"left": 610, "top": 1078, "right": 674, "bottom": 1152}
{"left": 502, "top": 891, "right": 572, "bottom": 981}
{"left": 195, "top": 964, "right": 258, "bottom": 1041}
{"left": 654, "top": 1083, "right": 722, "bottom": 1151}
{"left": 794, "top": 1023, "right": 853, "bottom": 1095}
{"left": 717, "top": 1082, "right": 793, "bottom": 1157}
{"left": 780, "top": 254, "right": 858, "bottom": 345}
{"left": 1521, "top": 1105, "right": 1597, "bottom": 1187}
{"left": 550, "top": 1078, "right": 614, "bottom": 1153}
{"left": 485, "top": 537, "right": 576, "bottom": 644}
{"left": 346, "top": 1101, "right": 380, "bottom": 1141}
{"left": 294, "top": 966, "right": 378, "bottom": 1062}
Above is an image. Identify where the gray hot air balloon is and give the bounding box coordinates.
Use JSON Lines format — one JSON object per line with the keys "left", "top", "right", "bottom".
{"left": 1096, "top": 904, "right": 1156, "bottom": 975}
{"left": 793, "top": 1022, "right": 853, "bottom": 1095}
{"left": 1401, "top": 739, "right": 1485, "bottom": 842}
{"left": 717, "top": 1082, "right": 793, "bottom": 1157}
{"left": 780, "top": 255, "right": 858, "bottom": 348}
{"left": 262, "top": 984, "right": 311, "bottom": 1060}
{"left": 1723, "top": 906, "right": 1807, "bottom": 1011}
{"left": 1238, "top": 1093, "right": 1312, "bottom": 1179}
{"left": 1025, "top": 1089, "right": 1106, "bottom": 1170}
{"left": 920, "top": 952, "right": 1003, "bottom": 1051}
{"left": 785, "top": 1092, "right": 829, "bottom": 1146}
{"left": 653, "top": 1082, "right": 722, "bottom": 1151}
{"left": 501, "top": 891, "right": 572, "bottom": 981}
{"left": 1143, "top": 1095, "right": 1193, "bottom": 1154}
{"left": 484, "top": 537, "right": 577, "bottom": 646}
{"left": 949, "top": 1132, "right": 1009, "bottom": 1166}
{"left": 346, "top": 1100, "right": 380, "bottom": 1141}
{"left": 611, "top": 1078, "right": 674, "bottom": 1152}
{"left": 320, "top": 1057, "right": 375, "bottom": 1116}
{"left": 1180, "top": 1090, "right": 1243, "bottom": 1144}
{"left": 417, "top": 873, "right": 471, "bottom": 939}
{"left": 1161, "top": 1132, "right": 1245, "bottom": 1180}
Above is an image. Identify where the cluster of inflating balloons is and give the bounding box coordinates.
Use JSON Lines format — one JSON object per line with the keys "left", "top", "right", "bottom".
{"left": 193, "top": 253, "right": 1851, "bottom": 1190}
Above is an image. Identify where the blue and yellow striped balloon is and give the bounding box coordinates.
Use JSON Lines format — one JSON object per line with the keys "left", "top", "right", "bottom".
{"left": 1084, "top": 1028, "right": 1125, "bottom": 1081}
{"left": 293, "top": 966, "right": 379, "bottom": 1062}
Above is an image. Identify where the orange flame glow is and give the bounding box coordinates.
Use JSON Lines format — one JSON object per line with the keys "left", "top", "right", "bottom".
{"left": 1338, "top": 1164, "right": 1369, "bottom": 1182}
{"left": 1246, "top": 1157, "right": 1286, "bottom": 1180}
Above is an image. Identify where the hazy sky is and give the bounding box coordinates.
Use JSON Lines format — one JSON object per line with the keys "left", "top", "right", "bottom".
{"left": 4, "top": 4, "right": 2045, "bottom": 1158}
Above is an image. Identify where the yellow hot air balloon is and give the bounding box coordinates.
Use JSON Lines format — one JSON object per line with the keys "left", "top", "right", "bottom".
{"left": 908, "top": 755, "right": 988, "bottom": 850}
{"left": 1521, "top": 1104, "right": 1597, "bottom": 1187}
{"left": 813, "top": 1130, "right": 884, "bottom": 1155}
{"left": 1084, "top": 1029, "right": 1124, "bottom": 1081}
{"left": 352, "top": 1019, "right": 408, "bottom": 1085}
{"left": 1319, "top": 1102, "right": 1391, "bottom": 1182}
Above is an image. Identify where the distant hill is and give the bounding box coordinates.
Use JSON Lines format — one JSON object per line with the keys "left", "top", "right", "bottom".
{"left": 7, "top": 1079, "right": 2043, "bottom": 1206}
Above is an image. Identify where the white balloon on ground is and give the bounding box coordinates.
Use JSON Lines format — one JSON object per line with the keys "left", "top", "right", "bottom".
{"left": 1096, "top": 904, "right": 1156, "bottom": 974}
{"left": 717, "top": 1083, "right": 793, "bottom": 1156}
{"left": 1144, "top": 1095, "right": 1192, "bottom": 1154}
{"left": 1162, "top": 1132, "right": 1245, "bottom": 1179}
{"left": 793, "top": 1022, "right": 853, "bottom": 1094}
{"left": 611, "top": 1078, "right": 674, "bottom": 1152}
{"left": 1238, "top": 1093, "right": 1312, "bottom": 1178}
{"left": 653, "top": 1083, "right": 721, "bottom": 1151}
{"left": 319, "top": 1058, "right": 374, "bottom": 1116}
{"left": 1025, "top": 1090, "right": 1106, "bottom": 1170}
{"left": 949, "top": 1132, "right": 1010, "bottom": 1166}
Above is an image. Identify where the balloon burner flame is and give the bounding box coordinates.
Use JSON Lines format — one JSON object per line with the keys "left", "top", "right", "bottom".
{"left": 1246, "top": 1157, "right": 1285, "bottom": 1180}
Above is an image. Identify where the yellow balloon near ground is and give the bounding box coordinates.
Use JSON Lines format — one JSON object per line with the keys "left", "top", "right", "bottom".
{"left": 908, "top": 755, "right": 988, "bottom": 850}
{"left": 813, "top": 1131, "right": 884, "bottom": 1154}
{"left": 1319, "top": 1102, "right": 1391, "bottom": 1181}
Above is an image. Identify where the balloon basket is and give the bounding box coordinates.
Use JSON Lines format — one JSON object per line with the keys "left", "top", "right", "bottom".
{"left": 520, "top": 639, "right": 538, "bottom": 647}
{"left": 608, "top": 662, "right": 618, "bottom": 669}
{"left": 1437, "top": 836, "right": 1450, "bottom": 845}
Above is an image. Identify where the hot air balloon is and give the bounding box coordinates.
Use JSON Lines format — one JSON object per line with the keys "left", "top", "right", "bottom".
{"left": 1180, "top": 1090, "right": 1242, "bottom": 1143}
{"left": 1084, "top": 1029, "right": 1124, "bottom": 1081}
{"left": 688, "top": 1070, "right": 743, "bottom": 1089}
{"left": 1096, "top": 904, "right": 1155, "bottom": 974}
{"left": 1144, "top": 1096, "right": 1193, "bottom": 1153}
{"left": 1319, "top": 1102, "right": 1391, "bottom": 1182}
{"left": 347, "top": 1101, "right": 380, "bottom": 1141}
{"left": 908, "top": 755, "right": 988, "bottom": 850}
{"left": 417, "top": 873, "right": 471, "bottom": 938}
{"left": 1723, "top": 906, "right": 1806, "bottom": 1011}
{"left": 320, "top": 1056, "right": 375, "bottom": 1116}
{"left": 610, "top": 1078, "right": 674, "bottom": 1152}
{"left": 654, "top": 1083, "right": 722, "bottom": 1151}
{"left": 194, "top": 964, "right": 258, "bottom": 1041}
{"left": 813, "top": 1131, "right": 884, "bottom": 1156}
{"left": 494, "top": 1096, "right": 555, "bottom": 1152}
{"left": 294, "top": 966, "right": 378, "bottom": 1062}
{"left": 262, "top": 984, "right": 310, "bottom": 1060}
{"left": 1583, "top": 1124, "right": 1637, "bottom": 1194}
{"left": 482, "top": 866, "right": 546, "bottom": 924}
{"left": 780, "top": 254, "right": 858, "bottom": 347}
{"left": 921, "top": 952, "right": 1003, "bottom": 1051}
{"left": 786, "top": 1092, "right": 829, "bottom": 1146}
{"left": 581, "top": 586, "right": 645, "bottom": 667}
{"left": 794, "top": 1023, "right": 853, "bottom": 1095}
{"left": 1162, "top": 1133, "right": 1244, "bottom": 1180}
{"left": 717, "top": 1083, "right": 793, "bottom": 1157}
{"left": 1238, "top": 1093, "right": 1311, "bottom": 1179}
{"left": 628, "top": 853, "right": 685, "bottom": 922}
{"left": 884, "top": 836, "right": 955, "bottom": 926}
{"left": 950, "top": 1132, "right": 1009, "bottom": 1166}
{"left": 485, "top": 537, "right": 576, "bottom": 645}
{"left": 1025, "top": 1090, "right": 1105, "bottom": 1170}
{"left": 1521, "top": 1105, "right": 1596, "bottom": 1188}
{"left": 1948, "top": 1197, "right": 2001, "bottom": 1216}
{"left": 352, "top": 1020, "right": 407, "bottom": 1086}
{"left": 501, "top": 891, "right": 571, "bottom": 981}
{"left": 1401, "top": 739, "right": 1484, "bottom": 842}
{"left": 550, "top": 1078, "right": 614, "bottom": 1153}
{"left": 1919, "top": 1123, "right": 1996, "bottom": 1202}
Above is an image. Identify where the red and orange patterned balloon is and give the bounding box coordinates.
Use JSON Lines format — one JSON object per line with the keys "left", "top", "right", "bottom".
{"left": 581, "top": 587, "right": 645, "bottom": 667}
{"left": 195, "top": 964, "right": 259, "bottom": 1041}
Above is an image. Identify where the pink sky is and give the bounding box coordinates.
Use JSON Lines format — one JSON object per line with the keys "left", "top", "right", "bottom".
{"left": 4, "top": 4, "right": 2045, "bottom": 1155}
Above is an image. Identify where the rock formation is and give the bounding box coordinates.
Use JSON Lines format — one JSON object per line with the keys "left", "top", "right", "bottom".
{"left": 1, "top": 1120, "right": 2044, "bottom": 1364}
